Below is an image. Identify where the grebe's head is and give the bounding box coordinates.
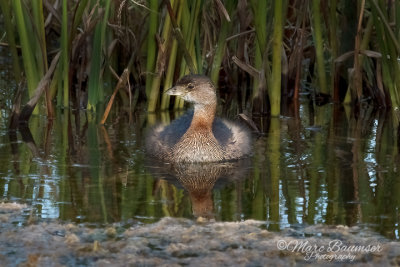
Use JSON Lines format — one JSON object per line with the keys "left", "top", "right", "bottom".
{"left": 166, "top": 75, "right": 216, "bottom": 105}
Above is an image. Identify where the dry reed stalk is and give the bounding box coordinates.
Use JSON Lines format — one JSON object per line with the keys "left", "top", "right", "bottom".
{"left": 100, "top": 68, "right": 129, "bottom": 125}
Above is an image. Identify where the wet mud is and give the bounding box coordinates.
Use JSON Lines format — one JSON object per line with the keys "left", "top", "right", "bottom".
{"left": 0, "top": 203, "right": 399, "bottom": 266}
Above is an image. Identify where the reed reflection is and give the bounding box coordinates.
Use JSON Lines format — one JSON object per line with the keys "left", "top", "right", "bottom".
{"left": 1, "top": 105, "right": 400, "bottom": 239}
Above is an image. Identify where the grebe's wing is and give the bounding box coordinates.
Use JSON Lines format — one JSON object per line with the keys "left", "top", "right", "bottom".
{"left": 213, "top": 118, "right": 252, "bottom": 158}
{"left": 158, "top": 110, "right": 193, "bottom": 146}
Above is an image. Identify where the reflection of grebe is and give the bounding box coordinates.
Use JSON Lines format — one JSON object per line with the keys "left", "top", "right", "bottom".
{"left": 146, "top": 75, "right": 252, "bottom": 163}
{"left": 146, "top": 159, "right": 251, "bottom": 220}
{"left": 174, "top": 164, "right": 220, "bottom": 219}
{"left": 172, "top": 163, "right": 247, "bottom": 219}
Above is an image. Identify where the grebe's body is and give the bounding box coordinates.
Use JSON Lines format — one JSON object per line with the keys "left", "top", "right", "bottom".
{"left": 146, "top": 75, "right": 251, "bottom": 163}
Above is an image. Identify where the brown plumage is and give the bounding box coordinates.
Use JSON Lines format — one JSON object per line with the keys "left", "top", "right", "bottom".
{"left": 146, "top": 74, "right": 252, "bottom": 163}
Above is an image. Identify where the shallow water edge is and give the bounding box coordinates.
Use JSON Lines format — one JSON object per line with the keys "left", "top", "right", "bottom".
{"left": 1, "top": 203, "right": 399, "bottom": 266}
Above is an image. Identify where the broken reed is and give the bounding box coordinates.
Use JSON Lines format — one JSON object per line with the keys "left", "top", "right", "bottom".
{"left": 3, "top": 0, "right": 400, "bottom": 124}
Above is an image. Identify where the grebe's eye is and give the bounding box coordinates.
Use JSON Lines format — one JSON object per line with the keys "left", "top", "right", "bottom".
{"left": 187, "top": 83, "right": 194, "bottom": 90}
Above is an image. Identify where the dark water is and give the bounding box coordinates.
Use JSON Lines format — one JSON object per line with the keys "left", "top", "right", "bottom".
{"left": 0, "top": 102, "right": 399, "bottom": 240}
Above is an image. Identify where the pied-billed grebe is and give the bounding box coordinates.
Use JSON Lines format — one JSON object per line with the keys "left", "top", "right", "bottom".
{"left": 146, "top": 74, "right": 252, "bottom": 162}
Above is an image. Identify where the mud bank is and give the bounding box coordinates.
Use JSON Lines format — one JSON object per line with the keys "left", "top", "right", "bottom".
{"left": 0, "top": 203, "right": 399, "bottom": 266}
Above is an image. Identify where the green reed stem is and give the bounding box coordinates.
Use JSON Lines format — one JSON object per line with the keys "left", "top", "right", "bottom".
{"left": 145, "top": 0, "right": 158, "bottom": 98}
{"left": 210, "top": 0, "right": 234, "bottom": 85}
{"left": 329, "top": 0, "right": 338, "bottom": 90}
{"left": 70, "top": 0, "right": 90, "bottom": 46}
{"left": 352, "top": 0, "right": 366, "bottom": 102}
{"left": 61, "top": 0, "right": 69, "bottom": 108}
{"left": 250, "top": 0, "right": 267, "bottom": 56}
{"left": 87, "top": 27, "right": 102, "bottom": 111}
{"left": 148, "top": 0, "right": 175, "bottom": 112}
{"left": 369, "top": 0, "right": 400, "bottom": 54}
{"left": 173, "top": 0, "right": 201, "bottom": 110}
{"left": 166, "top": 0, "right": 197, "bottom": 77}
{"left": 370, "top": 0, "right": 400, "bottom": 108}
{"left": 100, "top": 0, "right": 113, "bottom": 98}
{"left": 173, "top": 0, "right": 190, "bottom": 110}
{"left": 160, "top": 36, "right": 178, "bottom": 109}
{"left": 161, "top": 0, "right": 181, "bottom": 110}
{"left": 32, "top": 0, "right": 47, "bottom": 74}
{"left": 312, "top": 0, "right": 328, "bottom": 94}
{"left": 250, "top": 0, "right": 269, "bottom": 111}
{"left": 186, "top": 0, "right": 201, "bottom": 72}
{"left": 12, "top": 0, "right": 39, "bottom": 99}
{"left": 87, "top": 0, "right": 111, "bottom": 111}
{"left": 270, "top": 0, "right": 284, "bottom": 116}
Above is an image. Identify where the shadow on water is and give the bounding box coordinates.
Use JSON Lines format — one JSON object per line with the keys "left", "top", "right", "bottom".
{"left": 1, "top": 103, "right": 400, "bottom": 239}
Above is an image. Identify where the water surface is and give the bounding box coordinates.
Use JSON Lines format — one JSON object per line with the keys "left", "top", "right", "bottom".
{"left": 0, "top": 103, "right": 399, "bottom": 240}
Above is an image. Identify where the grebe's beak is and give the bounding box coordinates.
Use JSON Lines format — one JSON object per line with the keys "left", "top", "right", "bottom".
{"left": 165, "top": 85, "right": 186, "bottom": 96}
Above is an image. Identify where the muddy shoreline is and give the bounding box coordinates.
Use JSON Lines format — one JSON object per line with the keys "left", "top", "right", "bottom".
{"left": 0, "top": 203, "right": 399, "bottom": 266}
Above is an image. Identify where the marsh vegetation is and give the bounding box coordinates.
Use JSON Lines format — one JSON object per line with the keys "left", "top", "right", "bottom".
{"left": 1, "top": 3, "right": 400, "bottom": 265}
{"left": 1, "top": 0, "right": 400, "bottom": 124}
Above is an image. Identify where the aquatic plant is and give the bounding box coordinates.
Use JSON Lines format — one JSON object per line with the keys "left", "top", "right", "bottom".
{"left": 1, "top": 0, "right": 400, "bottom": 124}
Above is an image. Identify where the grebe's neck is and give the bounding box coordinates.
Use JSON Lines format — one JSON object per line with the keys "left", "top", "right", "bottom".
{"left": 190, "top": 101, "right": 216, "bottom": 131}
